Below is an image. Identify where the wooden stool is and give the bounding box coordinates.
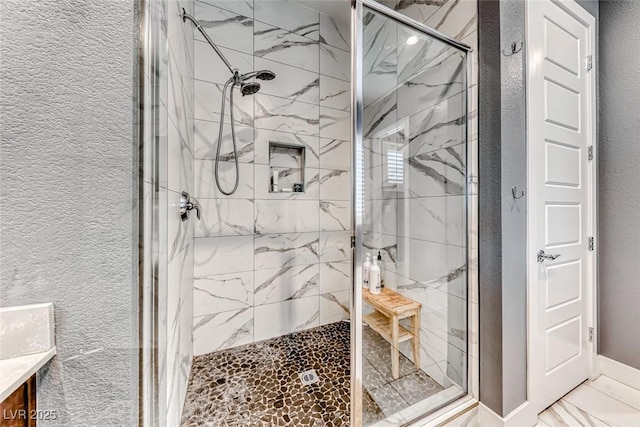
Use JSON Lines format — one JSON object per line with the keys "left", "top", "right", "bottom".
{"left": 363, "top": 287, "right": 421, "bottom": 379}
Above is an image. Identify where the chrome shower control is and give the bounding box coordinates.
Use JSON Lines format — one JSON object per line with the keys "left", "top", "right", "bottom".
{"left": 179, "top": 191, "right": 201, "bottom": 221}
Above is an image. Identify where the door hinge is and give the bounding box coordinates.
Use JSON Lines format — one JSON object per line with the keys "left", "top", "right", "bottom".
{"left": 350, "top": 235, "right": 356, "bottom": 249}
{"left": 589, "top": 327, "right": 594, "bottom": 342}
{"left": 586, "top": 55, "right": 593, "bottom": 71}
{"left": 588, "top": 237, "right": 594, "bottom": 251}
{"left": 588, "top": 146, "right": 593, "bottom": 161}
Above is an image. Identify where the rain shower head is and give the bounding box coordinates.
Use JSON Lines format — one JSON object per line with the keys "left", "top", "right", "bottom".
{"left": 241, "top": 70, "right": 276, "bottom": 81}
{"left": 240, "top": 82, "right": 261, "bottom": 96}
{"left": 255, "top": 70, "right": 276, "bottom": 81}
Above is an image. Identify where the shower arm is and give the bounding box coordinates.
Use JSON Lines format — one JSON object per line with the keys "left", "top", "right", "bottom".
{"left": 182, "top": 9, "right": 235, "bottom": 75}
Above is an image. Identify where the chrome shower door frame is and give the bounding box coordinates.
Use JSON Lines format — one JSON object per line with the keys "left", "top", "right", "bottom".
{"left": 350, "top": 1, "right": 474, "bottom": 425}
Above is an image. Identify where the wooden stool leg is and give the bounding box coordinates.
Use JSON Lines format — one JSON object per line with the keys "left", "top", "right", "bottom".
{"left": 412, "top": 310, "right": 421, "bottom": 369}
{"left": 391, "top": 315, "right": 400, "bottom": 379}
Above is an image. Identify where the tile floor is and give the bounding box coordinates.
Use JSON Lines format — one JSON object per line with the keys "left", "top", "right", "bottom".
{"left": 443, "top": 375, "right": 640, "bottom": 427}
{"left": 181, "top": 321, "right": 447, "bottom": 426}
{"left": 536, "top": 375, "right": 640, "bottom": 427}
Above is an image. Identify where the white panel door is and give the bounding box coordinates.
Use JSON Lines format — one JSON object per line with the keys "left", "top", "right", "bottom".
{"left": 527, "top": 0, "right": 596, "bottom": 413}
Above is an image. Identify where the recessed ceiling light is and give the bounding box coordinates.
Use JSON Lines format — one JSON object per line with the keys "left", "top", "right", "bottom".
{"left": 406, "top": 36, "right": 419, "bottom": 46}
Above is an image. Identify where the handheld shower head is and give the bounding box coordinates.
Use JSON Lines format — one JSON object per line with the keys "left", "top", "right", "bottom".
{"left": 240, "top": 82, "right": 261, "bottom": 96}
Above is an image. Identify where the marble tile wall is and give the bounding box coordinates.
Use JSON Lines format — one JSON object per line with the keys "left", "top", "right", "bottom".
{"left": 361, "top": 0, "right": 477, "bottom": 390}
{"left": 191, "top": 0, "right": 351, "bottom": 355}
{"left": 164, "top": 0, "right": 195, "bottom": 425}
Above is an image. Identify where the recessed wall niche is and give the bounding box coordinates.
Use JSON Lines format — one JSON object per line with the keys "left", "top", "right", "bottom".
{"left": 269, "top": 142, "right": 306, "bottom": 193}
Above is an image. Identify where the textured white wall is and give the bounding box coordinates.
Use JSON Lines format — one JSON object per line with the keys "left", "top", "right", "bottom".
{"left": 0, "top": 0, "right": 138, "bottom": 424}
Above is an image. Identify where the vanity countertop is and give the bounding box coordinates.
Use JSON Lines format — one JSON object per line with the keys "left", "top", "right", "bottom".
{"left": 0, "top": 303, "right": 56, "bottom": 402}
{"left": 0, "top": 347, "right": 56, "bottom": 401}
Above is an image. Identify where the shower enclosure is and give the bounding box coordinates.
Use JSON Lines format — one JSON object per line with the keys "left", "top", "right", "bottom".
{"left": 140, "top": 0, "right": 474, "bottom": 424}
{"left": 351, "top": 0, "right": 471, "bottom": 424}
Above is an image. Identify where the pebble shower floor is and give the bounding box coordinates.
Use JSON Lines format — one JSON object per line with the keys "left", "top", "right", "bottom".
{"left": 181, "top": 322, "right": 353, "bottom": 426}
{"left": 180, "top": 321, "right": 441, "bottom": 426}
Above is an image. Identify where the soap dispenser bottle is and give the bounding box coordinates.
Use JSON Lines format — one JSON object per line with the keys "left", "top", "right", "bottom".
{"left": 369, "top": 258, "right": 381, "bottom": 295}
{"left": 377, "top": 251, "right": 385, "bottom": 288}
{"left": 362, "top": 253, "right": 372, "bottom": 289}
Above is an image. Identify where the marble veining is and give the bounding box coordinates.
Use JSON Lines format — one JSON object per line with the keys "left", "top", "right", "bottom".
{"left": 320, "top": 106, "right": 351, "bottom": 141}
{"left": 320, "top": 75, "right": 350, "bottom": 112}
{"left": 254, "top": 93, "right": 320, "bottom": 136}
{"left": 407, "top": 92, "right": 466, "bottom": 153}
{"left": 254, "top": 21, "right": 319, "bottom": 73}
{"left": 424, "top": 0, "right": 477, "bottom": 42}
{"left": 191, "top": 0, "right": 356, "bottom": 356}
{"left": 320, "top": 138, "right": 351, "bottom": 171}
{"left": 363, "top": 91, "right": 398, "bottom": 138}
{"left": 385, "top": 0, "right": 445, "bottom": 24}
{"left": 195, "top": 159, "right": 255, "bottom": 199}
{"left": 194, "top": 79, "right": 254, "bottom": 126}
{"left": 319, "top": 291, "right": 350, "bottom": 324}
{"left": 254, "top": 232, "right": 319, "bottom": 270}
{"left": 254, "top": 264, "right": 320, "bottom": 305}
{"left": 320, "top": 261, "right": 351, "bottom": 294}
{"left": 193, "top": 119, "right": 254, "bottom": 162}
{"left": 201, "top": 0, "right": 253, "bottom": 18}
{"left": 194, "top": 41, "right": 252, "bottom": 85}
{"left": 319, "top": 169, "right": 350, "bottom": 201}
{"left": 255, "top": 57, "right": 320, "bottom": 104}
{"left": 195, "top": 198, "right": 254, "bottom": 237}
{"left": 320, "top": 43, "right": 351, "bottom": 81}
{"left": 319, "top": 14, "right": 349, "bottom": 52}
{"left": 320, "top": 231, "right": 351, "bottom": 263}
{"left": 254, "top": 0, "right": 320, "bottom": 40}
{"left": 254, "top": 296, "right": 320, "bottom": 341}
{"left": 194, "top": 2, "right": 253, "bottom": 54}
{"left": 193, "top": 272, "right": 254, "bottom": 316}
{"left": 537, "top": 376, "right": 640, "bottom": 427}
{"left": 255, "top": 200, "right": 320, "bottom": 234}
{"left": 320, "top": 200, "right": 350, "bottom": 231}
{"left": 193, "top": 308, "right": 254, "bottom": 355}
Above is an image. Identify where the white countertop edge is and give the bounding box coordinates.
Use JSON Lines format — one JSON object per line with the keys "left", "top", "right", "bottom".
{"left": 0, "top": 347, "right": 56, "bottom": 402}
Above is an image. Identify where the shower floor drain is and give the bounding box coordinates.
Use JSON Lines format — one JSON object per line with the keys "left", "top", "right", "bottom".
{"left": 299, "top": 369, "right": 319, "bottom": 386}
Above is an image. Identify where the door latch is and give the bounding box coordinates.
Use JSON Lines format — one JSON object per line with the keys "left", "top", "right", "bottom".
{"left": 537, "top": 250, "right": 561, "bottom": 263}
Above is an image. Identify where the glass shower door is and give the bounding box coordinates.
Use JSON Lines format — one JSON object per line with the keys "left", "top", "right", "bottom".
{"left": 351, "top": 1, "right": 471, "bottom": 425}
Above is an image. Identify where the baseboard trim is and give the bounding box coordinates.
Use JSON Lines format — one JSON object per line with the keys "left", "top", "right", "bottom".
{"left": 478, "top": 401, "right": 537, "bottom": 427}
{"left": 598, "top": 355, "right": 640, "bottom": 390}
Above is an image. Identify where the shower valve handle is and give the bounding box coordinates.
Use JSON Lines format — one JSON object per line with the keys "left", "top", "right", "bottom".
{"left": 180, "top": 191, "right": 201, "bottom": 221}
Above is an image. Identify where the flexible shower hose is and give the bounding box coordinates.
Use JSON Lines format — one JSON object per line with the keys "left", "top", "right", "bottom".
{"left": 214, "top": 77, "right": 240, "bottom": 195}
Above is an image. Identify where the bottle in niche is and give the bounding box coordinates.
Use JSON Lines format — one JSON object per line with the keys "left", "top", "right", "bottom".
{"left": 377, "top": 251, "right": 385, "bottom": 288}
{"left": 362, "top": 253, "right": 372, "bottom": 289}
{"left": 369, "top": 258, "right": 381, "bottom": 295}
